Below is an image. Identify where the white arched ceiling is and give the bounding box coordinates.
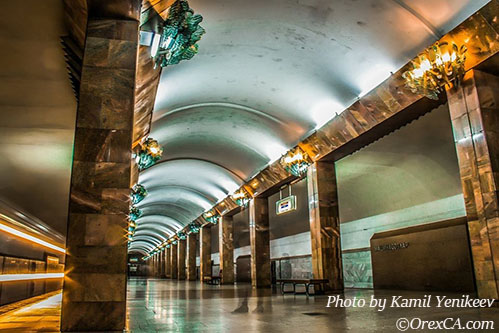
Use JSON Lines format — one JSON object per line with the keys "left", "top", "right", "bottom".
{"left": 130, "top": 0, "right": 489, "bottom": 254}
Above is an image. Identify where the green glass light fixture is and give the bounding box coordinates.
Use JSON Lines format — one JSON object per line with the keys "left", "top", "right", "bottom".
{"left": 131, "top": 184, "right": 148, "bottom": 205}
{"left": 280, "top": 146, "right": 311, "bottom": 177}
{"left": 136, "top": 138, "right": 163, "bottom": 171}
{"left": 203, "top": 211, "right": 219, "bottom": 224}
{"left": 231, "top": 187, "right": 252, "bottom": 207}
{"left": 128, "top": 206, "right": 142, "bottom": 222}
{"left": 177, "top": 231, "right": 187, "bottom": 240}
{"left": 188, "top": 222, "right": 200, "bottom": 234}
{"left": 154, "top": 0, "right": 205, "bottom": 68}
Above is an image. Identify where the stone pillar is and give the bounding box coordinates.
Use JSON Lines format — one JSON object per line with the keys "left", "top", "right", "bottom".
{"left": 171, "top": 243, "right": 178, "bottom": 279}
{"left": 219, "top": 215, "right": 234, "bottom": 284}
{"left": 249, "top": 197, "right": 271, "bottom": 288}
{"left": 187, "top": 233, "right": 197, "bottom": 281}
{"left": 200, "top": 226, "right": 212, "bottom": 281}
{"left": 159, "top": 251, "right": 165, "bottom": 277}
{"left": 307, "top": 161, "right": 343, "bottom": 292}
{"left": 166, "top": 246, "right": 172, "bottom": 278}
{"left": 152, "top": 254, "right": 157, "bottom": 277}
{"left": 61, "top": 7, "right": 140, "bottom": 331}
{"left": 178, "top": 239, "right": 187, "bottom": 280}
{"left": 446, "top": 70, "right": 499, "bottom": 300}
{"left": 162, "top": 247, "right": 168, "bottom": 278}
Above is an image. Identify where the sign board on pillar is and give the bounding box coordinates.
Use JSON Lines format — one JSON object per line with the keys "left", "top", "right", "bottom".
{"left": 276, "top": 195, "right": 296, "bottom": 215}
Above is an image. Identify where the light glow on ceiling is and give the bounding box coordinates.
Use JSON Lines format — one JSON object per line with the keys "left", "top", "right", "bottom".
{"left": 264, "top": 143, "right": 289, "bottom": 164}
{"left": 358, "top": 63, "right": 396, "bottom": 98}
{"left": 311, "top": 99, "right": 345, "bottom": 130}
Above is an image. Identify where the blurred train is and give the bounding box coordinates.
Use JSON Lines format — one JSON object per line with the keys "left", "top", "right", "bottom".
{"left": 0, "top": 198, "right": 65, "bottom": 306}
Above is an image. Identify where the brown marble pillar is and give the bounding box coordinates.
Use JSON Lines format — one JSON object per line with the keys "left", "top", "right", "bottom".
{"left": 219, "top": 215, "right": 234, "bottom": 284}
{"left": 249, "top": 197, "right": 271, "bottom": 288}
{"left": 307, "top": 161, "right": 343, "bottom": 292}
{"left": 171, "top": 243, "right": 178, "bottom": 279}
{"left": 162, "top": 247, "right": 168, "bottom": 278}
{"left": 166, "top": 246, "right": 172, "bottom": 278}
{"left": 61, "top": 7, "right": 140, "bottom": 331}
{"left": 187, "top": 234, "right": 197, "bottom": 281}
{"left": 159, "top": 251, "right": 165, "bottom": 278}
{"left": 178, "top": 239, "right": 187, "bottom": 280}
{"left": 152, "top": 254, "right": 157, "bottom": 277}
{"left": 200, "top": 226, "right": 212, "bottom": 281}
{"left": 446, "top": 70, "right": 499, "bottom": 300}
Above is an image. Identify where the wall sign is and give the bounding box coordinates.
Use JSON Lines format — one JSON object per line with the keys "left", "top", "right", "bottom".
{"left": 373, "top": 242, "right": 409, "bottom": 252}
{"left": 276, "top": 195, "right": 297, "bottom": 215}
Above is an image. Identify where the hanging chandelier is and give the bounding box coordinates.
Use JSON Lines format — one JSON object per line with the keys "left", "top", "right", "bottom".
{"left": 154, "top": 0, "right": 205, "bottom": 68}
{"left": 280, "top": 146, "right": 311, "bottom": 177}
{"left": 130, "top": 184, "right": 147, "bottom": 205}
{"left": 136, "top": 138, "right": 163, "bottom": 171}
{"left": 402, "top": 41, "right": 467, "bottom": 100}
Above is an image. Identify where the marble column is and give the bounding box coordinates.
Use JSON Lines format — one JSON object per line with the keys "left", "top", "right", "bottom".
{"left": 171, "top": 243, "right": 178, "bottom": 279}
{"left": 219, "top": 215, "right": 234, "bottom": 284}
{"left": 60, "top": 11, "right": 140, "bottom": 332}
{"left": 187, "top": 233, "right": 197, "bottom": 281}
{"left": 152, "top": 254, "right": 157, "bottom": 277}
{"left": 162, "top": 247, "right": 168, "bottom": 278}
{"left": 178, "top": 239, "right": 187, "bottom": 280}
{"left": 446, "top": 70, "right": 499, "bottom": 300}
{"left": 307, "top": 161, "right": 343, "bottom": 292}
{"left": 166, "top": 246, "right": 172, "bottom": 278}
{"left": 159, "top": 251, "right": 165, "bottom": 278}
{"left": 249, "top": 197, "right": 271, "bottom": 288}
{"left": 200, "top": 226, "right": 212, "bottom": 281}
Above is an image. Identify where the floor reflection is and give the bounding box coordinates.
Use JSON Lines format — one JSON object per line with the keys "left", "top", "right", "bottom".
{"left": 0, "top": 278, "right": 498, "bottom": 332}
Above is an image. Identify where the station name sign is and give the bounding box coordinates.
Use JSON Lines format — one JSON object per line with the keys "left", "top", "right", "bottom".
{"left": 276, "top": 195, "right": 297, "bottom": 215}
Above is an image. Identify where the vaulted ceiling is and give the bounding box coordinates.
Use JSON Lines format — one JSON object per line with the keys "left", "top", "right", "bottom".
{"left": 128, "top": 0, "right": 490, "bottom": 254}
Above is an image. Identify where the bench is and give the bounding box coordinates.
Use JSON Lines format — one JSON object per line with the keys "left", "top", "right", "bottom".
{"left": 276, "top": 279, "right": 329, "bottom": 296}
{"left": 203, "top": 276, "right": 221, "bottom": 285}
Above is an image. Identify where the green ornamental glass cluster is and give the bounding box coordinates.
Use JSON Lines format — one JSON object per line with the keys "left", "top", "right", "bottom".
{"left": 136, "top": 138, "right": 163, "bottom": 171}
{"left": 129, "top": 206, "right": 142, "bottom": 222}
{"left": 154, "top": 0, "right": 205, "bottom": 68}
{"left": 177, "top": 231, "right": 187, "bottom": 240}
{"left": 285, "top": 161, "right": 309, "bottom": 177}
{"left": 131, "top": 184, "right": 147, "bottom": 205}
{"left": 188, "top": 222, "right": 200, "bottom": 234}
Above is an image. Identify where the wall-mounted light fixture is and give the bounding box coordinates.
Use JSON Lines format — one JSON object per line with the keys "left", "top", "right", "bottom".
{"left": 131, "top": 184, "right": 147, "bottom": 205}
{"left": 402, "top": 41, "right": 467, "bottom": 100}
{"left": 153, "top": 0, "right": 205, "bottom": 68}
{"left": 280, "top": 146, "right": 311, "bottom": 177}
{"left": 188, "top": 222, "right": 200, "bottom": 234}
{"left": 177, "top": 231, "right": 187, "bottom": 240}
{"left": 231, "top": 187, "right": 252, "bottom": 207}
{"left": 136, "top": 138, "right": 163, "bottom": 171}
{"left": 128, "top": 206, "right": 142, "bottom": 222}
{"left": 203, "top": 210, "right": 219, "bottom": 224}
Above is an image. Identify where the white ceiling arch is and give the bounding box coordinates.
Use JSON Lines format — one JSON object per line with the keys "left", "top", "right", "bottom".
{"left": 130, "top": 0, "right": 490, "bottom": 254}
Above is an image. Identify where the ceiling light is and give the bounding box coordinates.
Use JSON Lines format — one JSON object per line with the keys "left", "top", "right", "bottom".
{"left": 280, "top": 146, "right": 312, "bottom": 177}
{"left": 403, "top": 41, "right": 467, "bottom": 100}
{"left": 154, "top": 0, "right": 205, "bottom": 68}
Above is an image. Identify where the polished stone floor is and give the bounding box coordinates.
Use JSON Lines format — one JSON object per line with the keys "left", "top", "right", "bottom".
{"left": 0, "top": 278, "right": 498, "bottom": 332}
